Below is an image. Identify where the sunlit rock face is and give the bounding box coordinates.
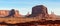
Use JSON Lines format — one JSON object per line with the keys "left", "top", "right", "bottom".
{"left": 28, "top": 5, "right": 49, "bottom": 18}
{"left": 0, "top": 10, "right": 20, "bottom": 17}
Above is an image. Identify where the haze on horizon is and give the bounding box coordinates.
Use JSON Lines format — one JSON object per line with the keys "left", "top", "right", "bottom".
{"left": 0, "top": 0, "right": 60, "bottom": 15}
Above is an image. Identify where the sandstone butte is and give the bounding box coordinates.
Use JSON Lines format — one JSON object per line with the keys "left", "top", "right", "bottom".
{"left": 0, "top": 5, "right": 60, "bottom": 24}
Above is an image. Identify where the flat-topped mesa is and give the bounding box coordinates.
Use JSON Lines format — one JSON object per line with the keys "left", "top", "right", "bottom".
{"left": 28, "top": 5, "right": 49, "bottom": 18}
{"left": 0, "top": 10, "right": 21, "bottom": 17}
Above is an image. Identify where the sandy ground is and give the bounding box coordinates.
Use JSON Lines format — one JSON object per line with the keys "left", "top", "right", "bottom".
{"left": 0, "top": 17, "right": 42, "bottom": 24}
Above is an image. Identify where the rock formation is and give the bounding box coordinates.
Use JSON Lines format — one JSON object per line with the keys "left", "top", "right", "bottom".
{"left": 28, "top": 5, "right": 49, "bottom": 18}
{"left": 0, "top": 10, "right": 20, "bottom": 17}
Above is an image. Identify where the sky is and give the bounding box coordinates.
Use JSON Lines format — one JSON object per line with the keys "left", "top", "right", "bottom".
{"left": 0, "top": 0, "right": 60, "bottom": 15}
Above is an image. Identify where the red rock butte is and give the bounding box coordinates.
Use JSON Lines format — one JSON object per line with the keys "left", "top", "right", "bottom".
{"left": 0, "top": 10, "right": 20, "bottom": 17}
